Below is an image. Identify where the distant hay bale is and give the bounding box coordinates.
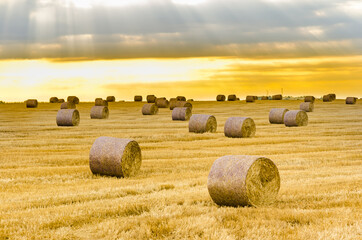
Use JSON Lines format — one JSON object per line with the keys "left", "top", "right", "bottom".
{"left": 189, "top": 114, "right": 217, "bottom": 133}
{"left": 60, "top": 102, "right": 76, "bottom": 109}
{"left": 106, "top": 96, "right": 116, "bottom": 102}
{"left": 284, "top": 110, "right": 308, "bottom": 127}
{"left": 228, "top": 94, "right": 237, "bottom": 101}
{"left": 58, "top": 99, "right": 65, "bottom": 103}
{"left": 176, "top": 96, "right": 186, "bottom": 101}
{"left": 246, "top": 96, "right": 255, "bottom": 102}
{"left": 89, "top": 136, "right": 142, "bottom": 178}
{"left": 142, "top": 103, "right": 158, "bottom": 115}
{"left": 169, "top": 98, "right": 178, "bottom": 110}
{"left": 304, "top": 96, "right": 315, "bottom": 103}
{"left": 346, "top": 97, "right": 357, "bottom": 104}
{"left": 216, "top": 95, "right": 226, "bottom": 101}
{"left": 172, "top": 107, "right": 192, "bottom": 121}
{"left": 90, "top": 106, "right": 109, "bottom": 119}
{"left": 272, "top": 94, "right": 282, "bottom": 100}
{"left": 269, "top": 108, "right": 289, "bottom": 124}
{"left": 156, "top": 98, "right": 169, "bottom": 108}
{"left": 329, "top": 93, "right": 336, "bottom": 100}
{"left": 49, "top": 97, "right": 59, "bottom": 103}
{"left": 187, "top": 99, "right": 194, "bottom": 102}
{"left": 67, "top": 96, "right": 79, "bottom": 104}
{"left": 323, "top": 94, "right": 333, "bottom": 102}
{"left": 300, "top": 102, "right": 314, "bottom": 112}
{"left": 95, "top": 98, "right": 108, "bottom": 106}
{"left": 261, "top": 96, "right": 269, "bottom": 100}
{"left": 146, "top": 95, "right": 157, "bottom": 103}
{"left": 56, "top": 109, "right": 80, "bottom": 126}
{"left": 134, "top": 95, "right": 143, "bottom": 102}
{"left": 175, "top": 101, "right": 192, "bottom": 109}
{"left": 207, "top": 155, "right": 280, "bottom": 207}
{"left": 26, "top": 99, "right": 38, "bottom": 108}
{"left": 224, "top": 117, "right": 256, "bottom": 138}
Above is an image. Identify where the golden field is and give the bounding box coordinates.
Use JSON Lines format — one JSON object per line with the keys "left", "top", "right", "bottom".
{"left": 0, "top": 100, "right": 361, "bottom": 240}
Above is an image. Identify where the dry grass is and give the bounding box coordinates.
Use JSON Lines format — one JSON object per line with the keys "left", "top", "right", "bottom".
{"left": 0, "top": 100, "right": 361, "bottom": 239}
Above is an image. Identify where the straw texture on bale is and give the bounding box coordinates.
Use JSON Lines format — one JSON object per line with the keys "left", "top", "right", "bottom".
{"left": 89, "top": 136, "right": 142, "bottom": 178}
{"left": 106, "top": 96, "right": 115, "bottom": 102}
{"left": 189, "top": 114, "right": 217, "bottom": 133}
{"left": 67, "top": 96, "right": 79, "bottom": 104}
{"left": 169, "top": 98, "right": 177, "bottom": 110}
{"left": 304, "top": 96, "right": 315, "bottom": 103}
{"left": 300, "top": 102, "right": 314, "bottom": 112}
{"left": 172, "top": 107, "right": 192, "bottom": 121}
{"left": 90, "top": 106, "right": 109, "bottom": 119}
{"left": 49, "top": 97, "right": 58, "bottom": 103}
{"left": 269, "top": 108, "right": 289, "bottom": 124}
{"left": 156, "top": 98, "right": 169, "bottom": 108}
{"left": 261, "top": 96, "right": 269, "bottom": 100}
{"left": 142, "top": 103, "right": 158, "bottom": 115}
{"left": 272, "top": 94, "right": 282, "bottom": 100}
{"left": 60, "top": 102, "right": 76, "bottom": 109}
{"left": 284, "top": 110, "right": 308, "bottom": 127}
{"left": 228, "top": 94, "right": 237, "bottom": 101}
{"left": 95, "top": 98, "right": 108, "bottom": 106}
{"left": 26, "top": 99, "right": 38, "bottom": 108}
{"left": 224, "top": 117, "right": 256, "bottom": 138}
{"left": 216, "top": 95, "right": 226, "bottom": 101}
{"left": 56, "top": 109, "right": 80, "bottom": 126}
{"left": 346, "top": 97, "right": 357, "bottom": 104}
{"left": 246, "top": 96, "right": 255, "bottom": 102}
{"left": 134, "top": 95, "right": 143, "bottom": 102}
{"left": 323, "top": 94, "right": 333, "bottom": 102}
{"left": 58, "top": 99, "right": 65, "bottom": 103}
{"left": 207, "top": 155, "right": 280, "bottom": 207}
{"left": 175, "top": 101, "right": 192, "bottom": 109}
{"left": 176, "top": 96, "right": 186, "bottom": 101}
{"left": 146, "top": 95, "right": 157, "bottom": 103}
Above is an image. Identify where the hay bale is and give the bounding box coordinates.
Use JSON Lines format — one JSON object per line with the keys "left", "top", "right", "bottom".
{"left": 176, "top": 96, "right": 186, "bottom": 101}
{"left": 142, "top": 103, "right": 158, "bottom": 115}
{"left": 300, "top": 102, "right": 314, "bottom": 112}
{"left": 224, "top": 117, "right": 256, "bottom": 138}
{"left": 67, "top": 96, "right": 79, "bottom": 104}
{"left": 323, "top": 94, "right": 333, "bottom": 102}
{"left": 346, "top": 97, "right": 357, "bottom": 104}
{"left": 272, "top": 94, "right": 282, "bottom": 100}
{"left": 95, "top": 98, "right": 108, "bottom": 106}
{"left": 175, "top": 101, "right": 192, "bottom": 109}
{"left": 269, "top": 108, "right": 289, "bottom": 124}
{"left": 187, "top": 99, "right": 194, "bottom": 102}
{"left": 246, "top": 96, "right": 255, "bottom": 102}
{"left": 228, "top": 94, "right": 237, "bottom": 101}
{"left": 172, "top": 107, "right": 192, "bottom": 121}
{"left": 169, "top": 98, "right": 178, "bottom": 110}
{"left": 26, "top": 99, "right": 38, "bottom": 108}
{"left": 261, "top": 96, "right": 269, "bottom": 100}
{"left": 207, "top": 155, "right": 280, "bottom": 207}
{"left": 90, "top": 106, "right": 109, "bottom": 119}
{"left": 146, "top": 95, "right": 157, "bottom": 103}
{"left": 189, "top": 114, "right": 217, "bottom": 133}
{"left": 304, "top": 96, "right": 315, "bottom": 103}
{"left": 89, "top": 136, "right": 142, "bottom": 178}
{"left": 56, "top": 109, "right": 80, "bottom": 126}
{"left": 106, "top": 96, "right": 115, "bottom": 102}
{"left": 134, "top": 95, "right": 143, "bottom": 102}
{"left": 216, "top": 95, "right": 226, "bottom": 101}
{"left": 329, "top": 93, "right": 336, "bottom": 100}
{"left": 156, "top": 98, "right": 169, "bottom": 108}
{"left": 58, "top": 99, "right": 65, "bottom": 103}
{"left": 49, "top": 97, "right": 59, "bottom": 103}
{"left": 60, "top": 102, "right": 76, "bottom": 109}
{"left": 284, "top": 110, "right": 308, "bottom": 127}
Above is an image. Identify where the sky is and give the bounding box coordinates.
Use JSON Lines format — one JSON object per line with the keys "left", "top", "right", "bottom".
{"left": 0, "top": 0, "right": 361, "bottom": 101}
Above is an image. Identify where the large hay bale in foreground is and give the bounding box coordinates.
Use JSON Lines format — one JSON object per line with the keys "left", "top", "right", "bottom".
{"left": 134, "top": 95, "right": 143, "bottom": 102}
{"left": 272, "top": 94, "right": 282, "bottom": 100}
{"left": 95, "top": 98, "right": 108, "bottom": 106}
{"left": 176, "top": 96, "right": 186, "bottom": 101}
{"left": 216, "top": 95, "right": 226, "bottom": 101}
{"left": 60, "top": 102, "right": 76, "bottom": 109}
{"left": 89, "top": 136, "right": 142, "bottom": 178}
{"left": 106, "top": 96, "right": 115, "bottom": 102}
{"left": 304, "top": 96, "right": 315, "bottom": 103}
{"left": 346, "top": 97, "right": 357, "bottom": 104}
{"left": 156, "top": 98, "right": 169, "bottom": 108}
{"left": 90, "top": 106, "right": 109, "bottom": 119}
{"left": 67, "top": 96, "right": 79, "bottom": 104}
{"left": 207, "top": 155, "right": 280, "bottom": 207}
{"left": 300, "top": 102, "right": 314, "bottom": 112}
{"left": 172, "top": 107, "right": 192, "bottom": 121}
{"left": 175, "top": 101, "right": 192, "bottom": 109}
{"left": 224, "top": 117, "right": 256, "bottom": 138}
{"left": 228, "top": 94, "right": 237, "bottom": 101}
{"left": 26, "top": 99, "right": 38, "bottom": 108}
{"left": 246, "top": 96, "right": 255, "bottom": 102}
{"left": 142, "top": 103, "right": 158, "bottom": 115}
{"left": 189, "top": 114, "right": 217, "bottom": 133}
{"left": 284, "top": 110, "right": 308, "bottom": 127}
{"left": 269, "top": 108, "right": 289, "bottom": 124}
{"left": 49, "top": 97, "right": 58, "bottom": 103}
{"left": 58, "top": 99, "right": 65, "bottom": 103}
{"left": 56, "top": 109, "right": 80, "bottom": 126}
{"left": 169, "top": 98, "right": 177, "bottom": 110}
{"left": 146, "top": 95, "right": 157, "bottom": 103}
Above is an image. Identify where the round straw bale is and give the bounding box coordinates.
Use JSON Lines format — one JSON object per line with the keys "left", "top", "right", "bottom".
{"left": 189, "top": 114, "right": 217, "bottom": 133}
{"left": 207, "top": 155, "right": 280, "bottom": 207}
{"left": 146, "top": 95, "right": 157, "bottom": 103}
{"left": 26, "top": 99, "right": 38, "bottom": 108}
{"left": 106, "top": 96, "right": 115, "bottom": 102}
{"left": 304, "top": 96, "right": 315, "bottom": 103}
{"left": 169, "top": 98, "right": 177, "bottom": 110}
{"left": 346, "top": 97, "right": 357, "bottom": 104}
{"left": 224, "top": 117, "right": 256, "bottom": 138}
{"left": 269, "top": 108, "right": 289, "bottom": 124}
{"left": 175, "top": 101, "right": 192, "bottom": 109}
{"left": 300, "top": 102, "right": 314, "bottom": 112}
{"left": 134, "top": 95, "right": 143, "bottom": 102}
{"left": 246, "top": 96, "right": 255, "bottom": 102}
{"left": 228, "top": 94, "right": 237, "bottom": 101}
{"left": 272, "top": 94, "right": 282, "bottom": 100}
{"left": 323, "top": 94, "right": 332, "bottom": 102}
{"left": 58, "top": 99, "right": 65, "bottom": 103}
{"left": 216, "top": 94, "right": 226, "bottom": 101}
{"left": 49, "top": 97, "right": 58, "bottom": 103}
{"left": 261, "top": 96, "right": 269, "bottom": 100}
{"left": 60, "top": 102, "right": 76, "bottom": 109}
{"left": 67, "top": 96, "right": 79, "bottom": 104}
{"left": 329, "top": 93, "right": 336, "bottom": 100}
{"left": 187, "top": 99, "right": 194, "bottom": 102}
{"left": 176, "top": 96, "right": 186, "bottom": 101}
{"left": 142, "top": 103, "right": 158, "bottom": 115}
{"left": 284, "top": 110, "right": 308, "bottom": 127}
{"left": 95, "top": 98, "right": 108, "bottom": 106}
{"left": 90, "top": 106, "right": 109, "bottom": 119}
{"left": 156, "top": 98, "right": 169, "bottom": 108}
{"left": 172, "top": 107, "right": 192, "bottom": 121}
{"left": 89, "top": 136, "right": 142, "bottom": 178}
{"left": 56, "top": 109, "right": 80, "bottom": 126}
